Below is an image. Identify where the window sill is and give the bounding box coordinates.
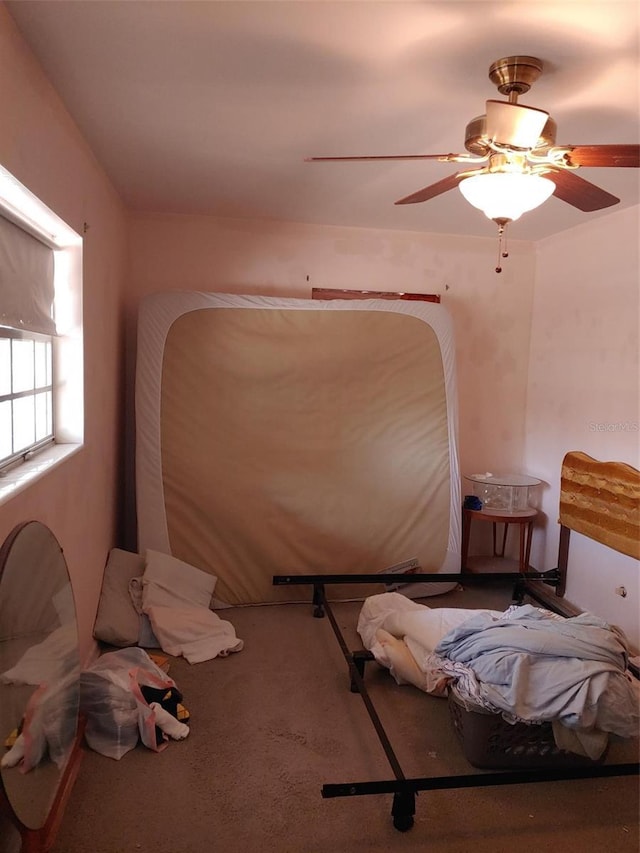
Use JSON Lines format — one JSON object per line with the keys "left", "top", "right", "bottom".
{"left": 0, "top": 443, "right": 82, "bottom": 506}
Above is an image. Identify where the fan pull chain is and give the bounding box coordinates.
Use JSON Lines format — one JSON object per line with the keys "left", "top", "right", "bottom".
{"left": 495, "top": 221, "right": 510, "bottom": 273}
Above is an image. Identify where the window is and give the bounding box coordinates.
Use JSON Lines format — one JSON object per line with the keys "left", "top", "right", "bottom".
{"left": 0, "top": 329, "right": 53, "bottom": 468}
{"left": 0, "top": 165, "right": 83, "bottom": 502}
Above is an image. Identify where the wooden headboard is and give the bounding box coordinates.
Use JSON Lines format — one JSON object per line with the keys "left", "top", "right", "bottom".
{"left": 560, "top": 451, "right": 640, "bottom": 560}
{"left": 525, "top": 451, "right": 639, "bottom": 607}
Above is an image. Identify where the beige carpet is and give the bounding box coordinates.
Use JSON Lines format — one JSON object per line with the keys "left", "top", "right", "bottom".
{"left": 48, "top": 582, "right": 639, "bottom": 853}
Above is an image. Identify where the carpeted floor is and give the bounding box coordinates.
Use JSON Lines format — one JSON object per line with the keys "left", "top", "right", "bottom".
{"left": 37, "top": 582, "right": 640, "bottom": 852}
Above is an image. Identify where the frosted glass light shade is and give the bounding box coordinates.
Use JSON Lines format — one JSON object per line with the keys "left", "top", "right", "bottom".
{"left": 459, "top": 172, "right": 555, "bottom": 221}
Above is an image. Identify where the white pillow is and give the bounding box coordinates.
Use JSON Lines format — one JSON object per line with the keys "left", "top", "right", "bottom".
{"left": 142, "top": 549, "right": 217, "bottom": 611}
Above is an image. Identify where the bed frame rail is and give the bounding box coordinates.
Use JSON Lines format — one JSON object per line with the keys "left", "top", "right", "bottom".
{"left": 274, "top": 573, "right": 640, "bottom": 832}
{"left": 273, "top": 570, "right": 561, "bottom": 617}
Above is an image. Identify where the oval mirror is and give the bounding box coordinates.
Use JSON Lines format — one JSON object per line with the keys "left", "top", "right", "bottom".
{"left": 0, "top": 521, "right": 80, "bottom": 849}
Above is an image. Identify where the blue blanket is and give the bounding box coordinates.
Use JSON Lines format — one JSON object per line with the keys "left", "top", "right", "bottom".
{"left": 435, "top": 604, "right": 635, "bottom": 733}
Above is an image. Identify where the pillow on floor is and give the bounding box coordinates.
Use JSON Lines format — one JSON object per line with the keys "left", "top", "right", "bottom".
{"left": 93, "top": 548, "right": 145, "bottom": 646}
{"left": 142, "top": 549, "right": 217, "bottom": 611}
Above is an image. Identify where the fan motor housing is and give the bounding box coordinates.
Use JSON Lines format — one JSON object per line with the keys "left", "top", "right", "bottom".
{"left": 488, "top": 55, "right": 544, "bottom": 96}
{"left": 464, "top": 113, "right": 557, "bottom": 155}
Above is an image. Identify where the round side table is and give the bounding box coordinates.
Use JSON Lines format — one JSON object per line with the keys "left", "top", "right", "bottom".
{"left": 461, "top": 507, "right": 537, "bottom": 573}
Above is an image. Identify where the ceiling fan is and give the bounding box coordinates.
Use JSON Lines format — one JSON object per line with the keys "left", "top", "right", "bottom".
{"left": 306, "top": 56, "right": 640, "bottom": 270}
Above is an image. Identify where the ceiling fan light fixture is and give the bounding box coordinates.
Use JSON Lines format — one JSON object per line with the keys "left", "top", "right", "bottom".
{"left": 458, "top": 171, "right": 555, "bottom": 222}
{"left": 484, "top": 100, "right": 550, "bottom": 150}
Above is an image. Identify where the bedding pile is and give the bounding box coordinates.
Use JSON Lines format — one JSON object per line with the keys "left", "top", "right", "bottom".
{"left": 93, "top": 547, "right": 243, "bottom": 664}
{"left": 133, "top": 550, "right": 244, "bottom": 664}
{"left": 358, "top": 592, "right": 640, "bottom": 759}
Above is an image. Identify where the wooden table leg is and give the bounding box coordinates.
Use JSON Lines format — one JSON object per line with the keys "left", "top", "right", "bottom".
{"left": 461, "top": 510, "right": 471, "bottom": 570}
{"left": 462, "top": 508, "right": 537, "bottom": 573}
{"left": 492, "top": 522, "right": 509, "bottom": 558}
{"left": 518, "top": 523, "right": 526, "bottom": 572}
{"left": 523, "top": 519, "right": 534, "bottom": 572}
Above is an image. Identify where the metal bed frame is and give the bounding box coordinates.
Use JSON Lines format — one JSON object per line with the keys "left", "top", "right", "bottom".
{"left": 273, "top": 571, "right": 640, "bottom": 832}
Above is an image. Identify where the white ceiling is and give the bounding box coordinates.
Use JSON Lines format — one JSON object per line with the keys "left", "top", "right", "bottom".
{"left": 7, "top": 0, "right": 640, "bottom": 241}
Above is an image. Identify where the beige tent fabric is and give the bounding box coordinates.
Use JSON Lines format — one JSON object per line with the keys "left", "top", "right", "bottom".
{"left": 161, "top": 307, "right": 451, "bottom": 605}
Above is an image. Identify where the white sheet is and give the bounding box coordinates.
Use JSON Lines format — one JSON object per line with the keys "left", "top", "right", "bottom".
{"left": 144, "top": 605, "right": 244, "bottom": 665}
{"left": 357, "top": 591, "right": 502, "bottom": 696}
{"left": 139, "top": 548, "right": 242, "bottom": 663}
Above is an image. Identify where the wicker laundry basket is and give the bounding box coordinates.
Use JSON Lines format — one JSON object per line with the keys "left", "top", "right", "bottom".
{"left": 447, "top": 684, "right": 604, "bottom": 769}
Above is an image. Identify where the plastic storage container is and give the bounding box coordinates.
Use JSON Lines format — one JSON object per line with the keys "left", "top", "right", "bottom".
{"left": 447, "top": 685, "right": 603, "bottom": 769}
{"left": 465, "top": 473, "right": 540, "bottom": 511}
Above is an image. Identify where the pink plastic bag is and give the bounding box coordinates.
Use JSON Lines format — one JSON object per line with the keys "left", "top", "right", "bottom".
{"left": 81, "top": 647, "right": 177, "bottom": 759}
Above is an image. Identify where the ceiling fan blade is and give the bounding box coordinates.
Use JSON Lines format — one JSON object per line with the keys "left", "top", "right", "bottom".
{"left": 305, "top": 153, "right": 466, "bottom": 163}
{"left": 485, "top": 100, "right": 549, "bottom": 149}
{"left": 395, "top": 171, "right": 478, "bottom": 205}
{"left": 546, "top": 169, "right": 620, "bottom": 211}
{"left": 561, "top": 144, "right": 640, "bottom": 168}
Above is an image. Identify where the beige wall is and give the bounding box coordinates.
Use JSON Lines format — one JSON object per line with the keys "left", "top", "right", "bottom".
{"left": 525, "top": 204, "right": 639, "bottom": 647}
{"left": 0, "top": 6, "right": 127, "bottom": 661}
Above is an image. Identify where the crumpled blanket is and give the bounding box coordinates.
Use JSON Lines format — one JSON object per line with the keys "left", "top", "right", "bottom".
{"left": 357, "top": 593, "right": 640, "bottom": 760}
{"left": 144, "top": 605, "right": 244, "bottom": 665}
{"left": 138, "top": 551, "right": 244, "bottom": 664}
{"left": 357, "top": 592, "right": 510, "bottom": 696}
{"left": 435, "top": 604, "right": 639, "bottom": 755}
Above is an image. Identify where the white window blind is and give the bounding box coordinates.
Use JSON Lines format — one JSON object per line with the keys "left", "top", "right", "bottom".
{"left": 0, "top": 214, "right": 56, "bottom": 335}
